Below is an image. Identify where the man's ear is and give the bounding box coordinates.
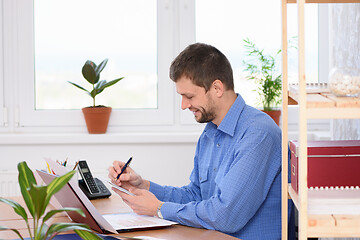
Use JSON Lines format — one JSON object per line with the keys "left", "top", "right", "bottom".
{"left": 212, "top": 80, "right": 224, "bottom": 97}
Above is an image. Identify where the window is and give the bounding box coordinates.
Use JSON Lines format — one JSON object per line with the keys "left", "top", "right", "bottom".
{"left": 195, "top": 0, "right": 319, "bottom": 109}
{"left": 14, "top": 0, "right": 175, "bottom": 130}
{"left": 0, "top": 1, "right": 4, "bottom": 129}
{"left": 34, "top": 0, "right": 158, "bottom": 110}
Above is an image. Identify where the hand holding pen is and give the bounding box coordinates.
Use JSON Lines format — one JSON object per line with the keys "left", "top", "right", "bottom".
{"left": 116, "top": 156, "right": 133, "bottom": 180}
{"left": 109, "top": 157, "right": 150, "bottom": 190}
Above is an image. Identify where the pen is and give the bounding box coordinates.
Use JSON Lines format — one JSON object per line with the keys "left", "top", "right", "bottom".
{"left": 72, "top": 161, "right": 79, "bottom": 171}
{"left": 116, "top": 156, "right": 133, "bottom": 180}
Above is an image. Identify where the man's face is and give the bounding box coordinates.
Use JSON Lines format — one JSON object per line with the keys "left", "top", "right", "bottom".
{"left": 175, "top": 76, "right": 216, "bottom": 123}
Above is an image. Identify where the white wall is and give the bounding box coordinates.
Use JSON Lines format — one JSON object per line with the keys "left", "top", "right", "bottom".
{"left": 0, "top": 133, "right": 199, "bottom": 196}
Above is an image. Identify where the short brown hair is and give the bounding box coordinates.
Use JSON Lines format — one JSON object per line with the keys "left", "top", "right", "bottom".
{"left": 169, "top": 43, "right": 234, "bottom": 91}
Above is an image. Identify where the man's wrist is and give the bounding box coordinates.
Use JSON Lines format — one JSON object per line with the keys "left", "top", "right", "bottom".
{"left": 156, "top": 201, "right": 164, "bottom": 219}
{"left": 136, "top": 179, "right": 150, "bottom": 190}
{"left": 141, "top": 180, "right": 150, "bottom": 190}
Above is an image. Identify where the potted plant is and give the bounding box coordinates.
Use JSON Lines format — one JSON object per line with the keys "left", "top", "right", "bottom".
{"left": 0, "top": 162, "right": 102, "bottom": 240}
{"left": 68, "top": 59, "right": 124, "bottom": 134}
{"left": 242, "top": 38, "right": 282, "bottom": 125}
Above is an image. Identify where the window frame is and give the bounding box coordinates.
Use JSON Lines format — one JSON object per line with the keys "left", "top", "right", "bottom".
{"left": 0, "top": 0, "right": 8, "bottom": 129}
{"left": 13, "top": 0, "right": 175, "bottom": 129}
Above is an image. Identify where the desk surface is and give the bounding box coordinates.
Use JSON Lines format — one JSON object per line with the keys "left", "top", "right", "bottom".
{"left": 0, "top": 195, "right": 237, "bottom": 240}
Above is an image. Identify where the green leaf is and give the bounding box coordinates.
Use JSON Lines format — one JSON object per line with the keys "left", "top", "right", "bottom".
{"left": 0, "top": 226, "right": 24, "bottom": 240}
{"left": 242, "top": 37, "right": 282, "bottom": 109}
{"left": 82, "top": 60, "right": 99, "bottom": 84}
{"left": 95, "top": 59, "right": 108, "bottom": 75}
{"left": 0, "top": 198, "right": 28, "bottom": 222}
{"left": 36, "top": 223, "right": 49, "bottom": 240}
{"left": 97, "top": 77, "right": 124, "bottom": 94}
{"left": 43, "top": 208, "right": 85, "bottom": 222}
{"left": 92, "top": 77, "right": 124, "bottom": 97}
{"left": 17, "top": 162, "right": 36, "bottom": 217}
{"left": 28, "top": 184, "right": 48, "bottom": 220}
{"left": 94, "top": 80, "right": 107, "bottom": 95}
{"left": 46, "top": 223, "right": 102, "bottom": 240}
{"left": 68, "top": 81, "right": 90, "bottom": 93}
{"left": 102, "top": 77, "right": 124, "bottom": 89}
{"left": 44, "top": 171, "right": 76, "bottom": 211}
{"left": 90, "top": 89, "right": 99, "bottom": 98}
{"left": 74, "top": 229, "right": 104, "bottom": 240}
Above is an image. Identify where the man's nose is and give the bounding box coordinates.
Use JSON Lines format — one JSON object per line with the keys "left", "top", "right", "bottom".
{"left": 181, "top": 97, "right": 191, "bottom": 110}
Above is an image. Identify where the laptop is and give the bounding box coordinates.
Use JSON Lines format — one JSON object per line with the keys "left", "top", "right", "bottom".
{"left": 36, "top": 169, "right": 176, "bottom": 234}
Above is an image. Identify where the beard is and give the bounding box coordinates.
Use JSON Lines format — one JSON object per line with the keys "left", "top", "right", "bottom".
{"left": 195, "top": 107, "right": 216, "bottom": 123}
{"left": 193, "top": 93, "right": 216, "bottom": 123}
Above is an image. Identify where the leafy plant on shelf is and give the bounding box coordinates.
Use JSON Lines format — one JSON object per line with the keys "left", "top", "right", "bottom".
{"left": 68, "top": 58, "right": 124, "bottom": 107}
{"left": 0, "top": 161, "right": 102, "bottom": 240}
{"left": 242, "top": 38, "right": 282, "bottom": 111}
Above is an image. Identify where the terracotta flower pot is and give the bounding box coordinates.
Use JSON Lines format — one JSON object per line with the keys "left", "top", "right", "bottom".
{"left": 82, "top": 107, "right": 112, "bottom": 134}
{"left": 262, "top": 110, "right": 281, "bottom": 126}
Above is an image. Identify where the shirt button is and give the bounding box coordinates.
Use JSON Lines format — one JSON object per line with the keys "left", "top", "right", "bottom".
{"left": 216, "top": 143, "right": 220, "bottom": 147}
{"left": 213, "top": 168, "right": 217, "bottom": 171}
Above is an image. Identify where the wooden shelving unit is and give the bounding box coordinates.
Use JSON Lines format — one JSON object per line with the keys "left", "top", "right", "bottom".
{"left": 281, "top": 0, "right": 360, "bottom": 239}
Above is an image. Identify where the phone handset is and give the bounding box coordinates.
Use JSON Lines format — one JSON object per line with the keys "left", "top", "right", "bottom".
{"left": 78, "top": 160, "right": 100, "bottom": 194}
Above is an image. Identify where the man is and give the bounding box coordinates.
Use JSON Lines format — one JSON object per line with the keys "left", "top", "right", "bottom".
{"left": 109, "top": 43, "right": 283, "bottom": 239}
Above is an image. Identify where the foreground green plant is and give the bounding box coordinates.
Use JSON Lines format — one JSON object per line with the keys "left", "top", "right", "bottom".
{"left": 242, "top": 38, "right": 282, "bottom": 111}
{"left": 68, "top": 58, "right": 124, "bottom": 107}
{"left": 0, "top": 161, "right": 102, "bottom": 240}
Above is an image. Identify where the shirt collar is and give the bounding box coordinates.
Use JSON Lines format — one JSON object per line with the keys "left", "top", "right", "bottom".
{"left": 204, "top": 94, "right": 245, "bottom": 137}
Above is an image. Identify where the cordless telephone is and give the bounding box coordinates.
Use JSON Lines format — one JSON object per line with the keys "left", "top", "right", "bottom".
{"left": 77, "top": 160, "right": 111, "bottom": 199}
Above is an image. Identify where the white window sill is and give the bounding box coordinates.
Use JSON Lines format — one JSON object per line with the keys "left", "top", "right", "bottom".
{"left": 0, "top": 132, "right": 202, "bottom": 145}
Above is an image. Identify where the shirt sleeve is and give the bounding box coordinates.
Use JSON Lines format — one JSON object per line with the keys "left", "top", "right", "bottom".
{"left": 153, "top": 129, "right": 281, "bottom": 234}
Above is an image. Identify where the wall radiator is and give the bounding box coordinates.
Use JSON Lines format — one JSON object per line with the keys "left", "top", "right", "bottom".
{"left": 0, "top": 171, "right": 20, "bottom": 197}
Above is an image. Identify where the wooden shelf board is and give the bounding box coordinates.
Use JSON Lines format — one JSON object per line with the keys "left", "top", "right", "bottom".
{"left": 287, "top": 0, "right": 360, "bottom": 3}
{"left": 288, "top": 88, "right": 360, "bottom": 110}
{"left": 288, "top": 184, "right": 360, "bottom": 237}
{"left": 307, "top": 107, "right": 360, "bottom": 119}
{"left": 289, "top": 184, "right": 360, "bottom": 214}
{"left": 322, "top": 92, "right": 360, "bottom": 107}
{"left": 308, "top": 222, "right": 360, "bottom": 238}
{"left": 288, "top": 95, "right": 298, "bottom": 105}
{"left": 288, "top": 184, "right": 300, "bottom": 210}
{"left": 288, "top": 90, "right": 334, "bottom": 108}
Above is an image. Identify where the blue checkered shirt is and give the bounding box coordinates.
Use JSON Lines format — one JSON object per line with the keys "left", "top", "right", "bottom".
{"left": 150, "top": 94, "right": 282, "bottom": 239}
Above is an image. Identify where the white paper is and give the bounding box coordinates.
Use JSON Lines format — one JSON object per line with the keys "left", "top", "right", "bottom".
{"left": 97, "top": 176, "right": 135, "bottom": 196}
{"left": 102, "top": 212, "right": 176, "bottom": 230}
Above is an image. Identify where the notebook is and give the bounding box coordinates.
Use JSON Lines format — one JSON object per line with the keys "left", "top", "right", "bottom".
{"left": 36, "top": 163, "right": 176, "bottom": 234}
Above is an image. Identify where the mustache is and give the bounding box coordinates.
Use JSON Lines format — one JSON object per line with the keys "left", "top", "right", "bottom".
{"left": 189, "top": 107, "right": 199, "bottom": 112}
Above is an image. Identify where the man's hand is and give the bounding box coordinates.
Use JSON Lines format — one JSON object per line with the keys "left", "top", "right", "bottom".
{"left": 114, "top": 187, "right": 162, "bottom": 217}
{"left": 108, "top": 160, "right": 150, "bottom": 190}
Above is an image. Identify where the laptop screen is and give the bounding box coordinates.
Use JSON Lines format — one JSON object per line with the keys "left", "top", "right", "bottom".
{"left": 36, "top": 170, "right": 105, "bottom": 233}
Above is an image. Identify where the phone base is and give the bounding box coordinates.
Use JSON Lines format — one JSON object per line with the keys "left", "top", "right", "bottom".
{"left": 78, "top": 178, "right": 112, "bottom": 200}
